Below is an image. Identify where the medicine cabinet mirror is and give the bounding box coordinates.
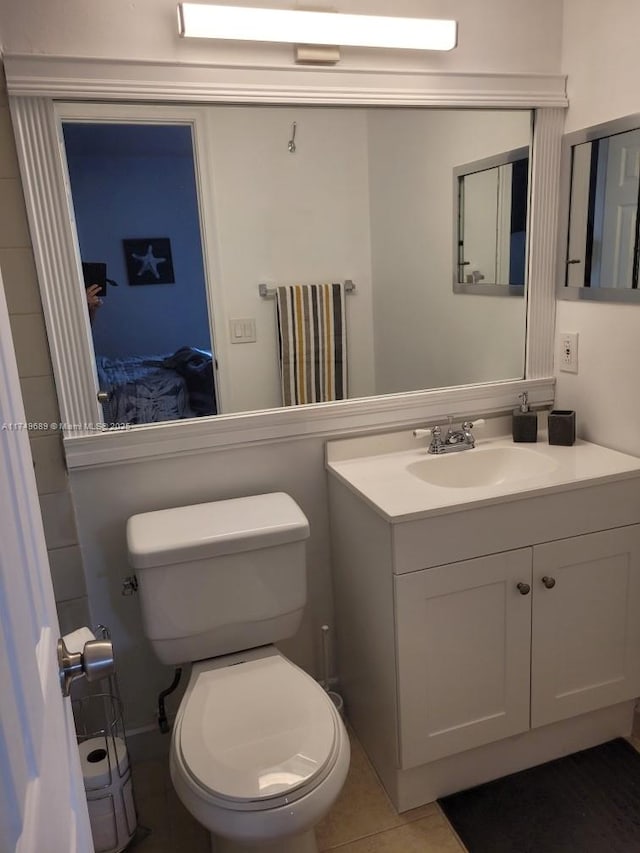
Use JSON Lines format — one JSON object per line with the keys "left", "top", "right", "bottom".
{"left": 559, "top": 113, "right": 640, "bottom": 302}
{"left": 57, "top": 103, "right": 531, "bottom": 428}
{"left": 453, "top": 147, "right": 529, "bottom": 295}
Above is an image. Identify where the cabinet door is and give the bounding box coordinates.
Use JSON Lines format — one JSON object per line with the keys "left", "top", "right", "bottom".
{"left": 532, "top": 525, "right": 640, "bottom": 728}
{"left": 395, "top": 548, "right": 532, "bottom": 768}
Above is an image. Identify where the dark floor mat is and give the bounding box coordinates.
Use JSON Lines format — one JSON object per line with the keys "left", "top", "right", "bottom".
{"left": 438, "top": 738, "right": 640, "bottom": 853}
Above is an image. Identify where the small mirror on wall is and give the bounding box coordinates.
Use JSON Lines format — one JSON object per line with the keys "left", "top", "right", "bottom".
{"left": 453, "top": 146, "right": 529, "bottom": 296}
{"left": 559, "top": 114, "right": 640, "bottom": 302}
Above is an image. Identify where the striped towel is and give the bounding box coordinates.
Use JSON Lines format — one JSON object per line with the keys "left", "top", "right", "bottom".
{"left": 276, "top": 283, "right": 347, "bottom": 406}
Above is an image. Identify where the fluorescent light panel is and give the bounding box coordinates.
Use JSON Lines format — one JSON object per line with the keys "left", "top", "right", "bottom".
{"left": 177, "top": 4, "right": 458, "bottom": 51}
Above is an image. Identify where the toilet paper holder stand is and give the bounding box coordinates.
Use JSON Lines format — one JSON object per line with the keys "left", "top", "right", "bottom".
{"left": 58, "top": 634, "right": 115, "bottom": 697}
{"left": 72, "top": 626, "right": 139, "bottom": 853}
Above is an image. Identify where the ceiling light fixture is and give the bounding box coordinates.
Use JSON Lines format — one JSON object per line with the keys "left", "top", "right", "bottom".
{"left": 177, "top": 4, "right": 458, "bottom": 51}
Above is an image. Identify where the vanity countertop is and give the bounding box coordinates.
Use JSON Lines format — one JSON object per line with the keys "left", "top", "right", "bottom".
{"left": 326, "top": 431, "right": 640, "bottom": 522}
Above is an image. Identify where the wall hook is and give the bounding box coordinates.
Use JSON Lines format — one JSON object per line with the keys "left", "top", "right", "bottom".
{"left": 288, "top": 121, "right": 297, "bottom": 153}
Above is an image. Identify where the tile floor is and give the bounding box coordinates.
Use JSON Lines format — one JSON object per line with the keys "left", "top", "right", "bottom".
{"left": 130, "top": 727, "right": 465, "bottom": 852}
{"left": 129, "top": 730, "right": 640, "bottom": 853}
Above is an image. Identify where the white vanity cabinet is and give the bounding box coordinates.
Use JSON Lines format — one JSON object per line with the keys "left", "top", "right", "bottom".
{"left": 395, "top": 527, "right": 640, "bottom": 770}
{"left": 326, "top": 432, "right": 640, "bottom": 810}
{"left": 531, "top": 527, "right": 640, "bottom": 728}
{"left": 395, "top": 548, "right": 532, "bottom": 768}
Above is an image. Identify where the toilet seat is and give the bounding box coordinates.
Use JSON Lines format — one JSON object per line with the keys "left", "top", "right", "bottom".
{"left": 174, "top": 652, "right": 340, "bottom": 812}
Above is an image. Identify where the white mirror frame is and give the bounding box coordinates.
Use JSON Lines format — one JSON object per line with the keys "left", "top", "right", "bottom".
{"left": 4, "top": 56, "right": 566, "bottom": 468}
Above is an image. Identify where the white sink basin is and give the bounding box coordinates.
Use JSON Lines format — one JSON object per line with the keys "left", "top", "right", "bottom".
{"left": 406, "top": 445, "right": 558, "bottom": 489}
{"left": 326, "top": 431, "right": 640, "bottom": 521}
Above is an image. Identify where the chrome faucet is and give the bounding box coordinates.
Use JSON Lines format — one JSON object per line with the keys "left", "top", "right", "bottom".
{"left": 413, "top": 417, "right": 485, "bottom": 454}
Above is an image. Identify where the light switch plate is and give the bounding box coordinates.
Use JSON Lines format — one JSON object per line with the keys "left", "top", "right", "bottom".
{"left": 230, "top": 318, "right": 257, "bottom": 343}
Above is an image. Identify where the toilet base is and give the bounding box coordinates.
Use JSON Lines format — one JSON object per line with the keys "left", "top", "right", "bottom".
{"left": 211, "top": 828, "right": 318, "bottom": 853}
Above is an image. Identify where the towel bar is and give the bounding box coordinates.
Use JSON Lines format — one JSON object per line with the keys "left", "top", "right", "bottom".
{"left": 259, "top": 280, "right": 355, "bottom": 298}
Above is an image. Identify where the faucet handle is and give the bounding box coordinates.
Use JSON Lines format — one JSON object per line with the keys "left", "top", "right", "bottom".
{"left": 413, "top": 425, "right": 445, "bottom": 454}
{"left": 462, "top": 418, "right": 485, "bottom": 430}
{"left": 413, "top": 425, "right": 441, "bottom": 439}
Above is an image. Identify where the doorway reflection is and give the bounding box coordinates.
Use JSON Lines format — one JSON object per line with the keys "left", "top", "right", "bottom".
{"left": 63, "top": 122, "right": 217, "bottom": 425}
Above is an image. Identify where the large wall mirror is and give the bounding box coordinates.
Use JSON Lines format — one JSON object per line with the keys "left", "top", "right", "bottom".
{"left": 559, "top": 113, "right": 640, "bottom": 302}
{"left": 57, "top": 103, "right": 532, "bottom": 427}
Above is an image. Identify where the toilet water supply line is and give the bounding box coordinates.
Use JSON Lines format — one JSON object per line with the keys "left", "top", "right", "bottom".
{"left": 120, "top": 576, "right": 182, "bottom": 733}
{"left": 121, "top": 575, "right": 182, "bottom": 733}
{"left": 157, "top": 667, "right": 182, "bottom": 733}
{"left": 121, "top": 575, "right": 181, "bottom": 733}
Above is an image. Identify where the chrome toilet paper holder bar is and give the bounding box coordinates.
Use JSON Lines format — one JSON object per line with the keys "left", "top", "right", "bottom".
{"left": 58, "top": 636, "right": 115, "bottom": 697}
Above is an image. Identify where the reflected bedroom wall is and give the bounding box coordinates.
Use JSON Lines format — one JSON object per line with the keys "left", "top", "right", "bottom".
{"left": 64, "top": 123, "right": 211, "bottom": 359}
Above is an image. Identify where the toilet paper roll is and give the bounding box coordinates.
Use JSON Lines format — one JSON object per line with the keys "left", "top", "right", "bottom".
{"left": 63, "top": 626, "right": 96, "bottom": 654}
{"left": 87, "top": 772, "right": 137, "bottom": 853}
{"left": 79, "top": 735, "right": 128, "bottom": 790}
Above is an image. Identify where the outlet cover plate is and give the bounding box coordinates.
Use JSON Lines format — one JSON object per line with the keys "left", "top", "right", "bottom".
{"left": 559, "top": 331, "right": 578, "bottom": 373}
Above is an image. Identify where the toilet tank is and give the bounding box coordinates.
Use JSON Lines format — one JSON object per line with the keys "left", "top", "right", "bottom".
{"left": 126, "top": 493, "right": 310, "bottom": 665}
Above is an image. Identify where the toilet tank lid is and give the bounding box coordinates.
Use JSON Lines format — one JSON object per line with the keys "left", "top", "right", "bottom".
{"left": 126, "top": 492, "right": 310, "bottom": 569}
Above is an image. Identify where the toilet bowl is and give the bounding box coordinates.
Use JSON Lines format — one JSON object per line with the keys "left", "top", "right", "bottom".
{"left": 170, "top": 646, "right": 350, "bottom": 852}
{"left": 126, "top": 493, "right": 351, "bottom": 852}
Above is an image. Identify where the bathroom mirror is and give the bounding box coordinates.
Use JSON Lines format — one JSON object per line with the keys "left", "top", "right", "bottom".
{"left": 453, "top": 147, "right": 529, "bottom": 295}
{"left": 58, "top": 104, "right": 532, "bottom": 425}
{"left": 559, "top": 113, "right": 640, "bottom": 302}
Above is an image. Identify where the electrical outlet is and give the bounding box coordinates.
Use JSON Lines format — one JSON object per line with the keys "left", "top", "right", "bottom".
{"left": 559, "top": 332, "right": 579, "bottom": 373}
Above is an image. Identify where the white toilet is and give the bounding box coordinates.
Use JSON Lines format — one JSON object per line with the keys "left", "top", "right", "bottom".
{"left": 126, "top": 492, "right": 350, "bottom": 853}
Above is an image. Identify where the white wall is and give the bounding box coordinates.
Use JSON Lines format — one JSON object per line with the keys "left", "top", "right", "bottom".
{"left": 0, "top": 0, "right": 562, "bottom": 74}
{"left": 0, "top": 65, "right": 93, "bottom": 641}
{"left": 67, "top": 147, "right": 211, "bottom": 359}
{"left": 556, "top": 0, "right": 640, "bottom": 455}
{"left": 206, "top": 106, "right": 376, "bottom": 412}
{"left": 368, "top": 109, "right": 529, "bottom": 393}
{"left": 0, "top": 0, "right": 564, "bottom": 733}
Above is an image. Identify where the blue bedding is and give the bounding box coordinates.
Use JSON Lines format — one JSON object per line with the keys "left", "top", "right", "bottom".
{"left": 96, "top": 348, "right": 216, "bottom": 425}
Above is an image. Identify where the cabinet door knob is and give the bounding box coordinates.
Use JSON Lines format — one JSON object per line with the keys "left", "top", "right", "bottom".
{"left": 517, "top": 582, "right": 531, "bottom": 595}
{"left": 542, "top": 576, "right": 556, "bottom": 589}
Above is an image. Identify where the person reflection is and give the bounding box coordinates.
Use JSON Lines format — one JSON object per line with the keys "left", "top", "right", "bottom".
{"left": 85, "top": 283, "right": 103, "bottom": 325}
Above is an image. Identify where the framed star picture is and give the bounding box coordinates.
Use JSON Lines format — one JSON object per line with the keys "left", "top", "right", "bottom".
{"left": 122, "top": 237, "right": 175, "bottom": 285}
